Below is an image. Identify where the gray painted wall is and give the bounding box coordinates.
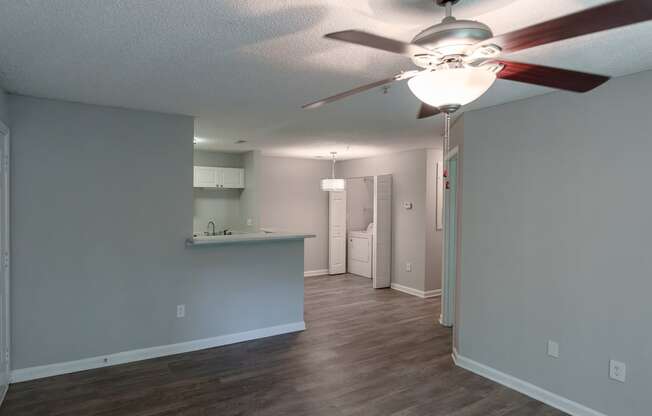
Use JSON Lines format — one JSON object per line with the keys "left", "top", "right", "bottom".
{"left": 0, "top": 88, "right": 8, "bottom": 126}
{"left": 10, "top": 96, "right": 304, "bottom": 370}
{"left": 457, "top": 70, "right": 652, "bottom": 416}
{"left": 338, "top": 150, "right": 433, "bottom": 292}
{"left": 193, "top": 150, "right": 244, "bottom": 233}
{"left": 259, "top": 156, "right": 331, "bottom": 272}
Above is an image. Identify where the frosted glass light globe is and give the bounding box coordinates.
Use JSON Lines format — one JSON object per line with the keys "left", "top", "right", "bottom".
{"left": 320, "top": 178, "right": 346, "bottom": 191}
{"left": 408, "top": 67, "right": 496, "bottom": 108}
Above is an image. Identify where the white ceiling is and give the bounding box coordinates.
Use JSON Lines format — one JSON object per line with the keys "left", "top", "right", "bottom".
{"left": 1, "top": 0, "right": 651, "bottom": 159}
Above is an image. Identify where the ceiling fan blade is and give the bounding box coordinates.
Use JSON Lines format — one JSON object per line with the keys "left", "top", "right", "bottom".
{"left": 487, "top": 0, "right": 652, "bottom": 54}
{"left": 325, "top": 30, "right": 436, "bottom": 58}
{"left": 303, "top": 71, "right": 420, "bottom": 109}
{"left": 417, "top": 104, "right": 441, "bottom": 120}
{"left": 497, "top": 60, "right": 610, "bottom": 93}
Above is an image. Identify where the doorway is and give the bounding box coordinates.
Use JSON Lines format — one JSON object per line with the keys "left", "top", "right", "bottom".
{"left": 0, "top": 121, "right": 9, "bottom": 401}
{"left": 441, "top": 148, "right": 458, "bottom": 327}
{"left": 328, "top": 175, "right": 392, "bottom": 288}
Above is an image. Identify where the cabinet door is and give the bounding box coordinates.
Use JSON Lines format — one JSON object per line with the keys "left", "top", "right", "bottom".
{"left": 221, "top": 168, "right": 245, "bottom": 188}
{"left": 193, "top": 166, "right": 217, "bottom": 188}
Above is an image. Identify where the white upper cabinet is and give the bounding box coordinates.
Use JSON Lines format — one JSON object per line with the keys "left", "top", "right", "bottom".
{"left": 221, "top": 168, "right": 245, "bottom": 188}
{"left": 194, "top": 166, "right": 218, "bottom": 188}
{"left": 193, "top": 166, "right": 245, "bottom": 189}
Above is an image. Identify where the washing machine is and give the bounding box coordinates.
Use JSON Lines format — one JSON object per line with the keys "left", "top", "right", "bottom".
{"left": 348, "top": 228, "right": 373, "bottom": 278}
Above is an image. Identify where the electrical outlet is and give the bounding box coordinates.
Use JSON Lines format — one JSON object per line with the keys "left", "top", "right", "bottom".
{"left": 177, "top": 304, "right": 185, "bottom": 318}
{"left": 246, "top": 218, "right": 253, "bottom": 226}
{"left": 547, "top": 340, "right": 559, "bottom": 358}
{"left": 609, "top": 360, "right": 626, "bottom": 383}
{"left": 405, "top": 262, "right": 412, "bottom": 272}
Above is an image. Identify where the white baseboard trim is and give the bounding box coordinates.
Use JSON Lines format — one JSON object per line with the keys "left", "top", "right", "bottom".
{"left": 304, "top": 269, "right": 328, "bottom": 277}
{"left": 0, "top": 384, "right": 7, "bottom": 407}
{"left": 452, "top": 348, "right": 607, "bottom": 416}
{"left": 11, "top": 321, "right": 306, "bottom": 383}
{"left": 391, "top": 283, "right": 442, "bottom": 299}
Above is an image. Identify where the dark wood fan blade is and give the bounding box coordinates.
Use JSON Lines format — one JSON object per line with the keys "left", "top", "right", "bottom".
{"left": 488, "top": 0, "right": 652, "bottom": 54}
{"left": 417, "top": 103, "right": 441, "bottom": 119}
{"left": 497, "top": 60, "right": 610, "bottom": 93}
{"left": 325, "top": 30, "right": 435, "bottom": 58}
{"left": 303, "top": 76, "right": 400, "bottom": 109}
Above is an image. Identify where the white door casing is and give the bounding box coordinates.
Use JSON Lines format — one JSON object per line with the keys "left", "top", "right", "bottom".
{"left": 372, "top": 175, "right": 392, "bottom": 289}
{"left": 441, "top": 148, "right": 458, "bottom": 327}
{"left": 0, "top": 122, "right": 10, "bottom": 400}
{"left": 328, "top": 191, "right": 347, "bottom": 275}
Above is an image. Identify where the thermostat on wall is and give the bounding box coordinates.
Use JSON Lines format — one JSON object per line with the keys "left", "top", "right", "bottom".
{"left": 403, "top": 202, "right": 413, "bottom": 210}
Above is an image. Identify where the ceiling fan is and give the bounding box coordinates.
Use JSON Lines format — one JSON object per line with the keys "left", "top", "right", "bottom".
{"left": 302, "top": 0, "right": 652, "bottom": 119}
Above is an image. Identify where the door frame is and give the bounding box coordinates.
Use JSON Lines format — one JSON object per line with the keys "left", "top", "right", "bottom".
{"left": 440, "top": 146, "right": 458, "bottom": 327}
{"left": 372, "top": 174, "right": 392, "bottom": 288}
{"left": 0, "top": 120, "right": 10, "bottom": 399}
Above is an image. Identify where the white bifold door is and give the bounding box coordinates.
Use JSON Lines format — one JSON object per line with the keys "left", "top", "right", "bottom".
{"left": 328, "top": 176, "right": 392, "bottom": 287}
{"left": 372, "top": 175, "right": 392, "bottom": 288}
{"left": 328, "top": 191, "right": 347, "bottom": 275}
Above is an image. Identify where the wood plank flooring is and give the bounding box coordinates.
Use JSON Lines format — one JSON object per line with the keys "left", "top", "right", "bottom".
{"left": 1, "top": 274, "right": 566, "bottom": 415}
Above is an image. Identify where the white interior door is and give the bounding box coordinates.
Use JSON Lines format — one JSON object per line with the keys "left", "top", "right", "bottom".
{"left": 328, "top": 191, "right": 347, "bottom": 275}
{"left": 373, "top": 175, "right": 392, "bottom": 288}
{"left": 0, "top": 123, "right": 9, "bottom": 400}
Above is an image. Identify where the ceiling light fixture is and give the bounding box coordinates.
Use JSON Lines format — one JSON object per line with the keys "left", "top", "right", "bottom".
{"left": 321, "top": 152, "right": 346, "bottom": 192}
{"left": 407, "top": 64, "right": 497, "bottom": 110}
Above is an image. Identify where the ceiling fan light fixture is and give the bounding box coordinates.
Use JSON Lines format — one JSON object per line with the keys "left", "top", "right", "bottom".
{"left": 407, "top": 66, "right": 496, "bottom": 109}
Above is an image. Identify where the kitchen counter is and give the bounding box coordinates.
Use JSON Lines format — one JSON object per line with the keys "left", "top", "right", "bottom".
{"left": 186, "top": 232, "right": 315, "bottom": 246}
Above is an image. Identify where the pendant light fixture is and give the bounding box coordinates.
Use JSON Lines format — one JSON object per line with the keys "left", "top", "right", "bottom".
{"left": 321, "top": 152, "right": 346, "bottom": 191}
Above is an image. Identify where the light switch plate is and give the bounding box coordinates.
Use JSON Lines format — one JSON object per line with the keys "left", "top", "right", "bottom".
{"left": 547, "top": 340, "right": 559, "bottom": 358}
{"left": 405, "top": 262, "right": 412, "bottom": 272}
{"left": 610, "top": 360, "right": 626, "bottom": 382}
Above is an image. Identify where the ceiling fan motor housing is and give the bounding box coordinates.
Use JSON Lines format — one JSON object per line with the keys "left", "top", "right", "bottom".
{"left": 411, "top": 19, "right": 493, "bottom": 67}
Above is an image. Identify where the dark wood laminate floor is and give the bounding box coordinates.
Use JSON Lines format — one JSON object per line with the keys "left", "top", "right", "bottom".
{"left": 1, "top": 274, "right": 566, "bottom": 416}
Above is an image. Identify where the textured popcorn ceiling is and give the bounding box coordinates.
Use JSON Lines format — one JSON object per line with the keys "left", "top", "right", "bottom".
{"left": 1, "top": 0, "right": 651, "bottom": 159}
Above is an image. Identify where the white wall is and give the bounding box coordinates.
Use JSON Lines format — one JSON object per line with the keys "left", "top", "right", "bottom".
{"left": 456, "top": 70, "right": 652, "bottom": 416}
{"left": 193, "top": 150, "right": 242, "bottom": 168}
{"left": 10, "top": 96, "right": 304, "bottom": 371}
{"left": 338, "top": 149, "right": 441, "bottom": 293}
{"left": 259, "top": 156, "right": 331, "bottom": 273}
{"left": 240, "top": 150, "right": 261, "bottom": 232}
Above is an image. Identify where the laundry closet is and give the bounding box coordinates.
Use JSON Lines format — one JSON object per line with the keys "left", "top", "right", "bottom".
{"left": 328, "top": 175, "right": 392, "bottom": 288}
{"left": 346, "top": 177, "right": 374, "bottom": 278}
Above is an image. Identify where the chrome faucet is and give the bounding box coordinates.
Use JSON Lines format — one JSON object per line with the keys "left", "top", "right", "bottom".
{"left": 206, "top": 221, "right": 217, "bottom": 236}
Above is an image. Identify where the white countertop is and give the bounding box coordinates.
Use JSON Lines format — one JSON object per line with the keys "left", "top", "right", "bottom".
{"left": 186, "top": 232, "right": 315, "bottom": 246}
